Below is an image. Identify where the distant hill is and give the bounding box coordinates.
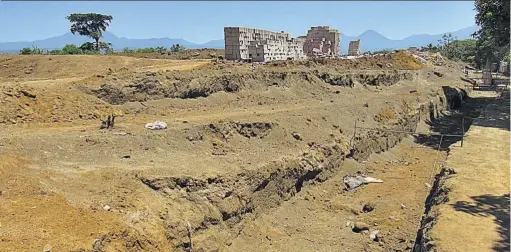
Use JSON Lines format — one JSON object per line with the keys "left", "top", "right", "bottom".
{"left": 0, "top": 31, "right": 224, "bottom": 52}
{"left": 0, "top": 26, "right": 477, "bottom": 54}
{"left": 339, "top": 26, "right": 478, "bottom": 53}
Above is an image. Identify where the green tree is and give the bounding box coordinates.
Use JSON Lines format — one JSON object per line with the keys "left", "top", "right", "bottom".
{"left": 135, "top": 47, "right": 156, "bottom": 53}
{"left": 50, "top": 49, "right": 62, "bottom": 55}
{"left": 99, "top": 41, "right": 112, "bottom": 51}
{"left": 473, "top": 0, "right": 510, "bottom": 67}
{"left": 170, "top": 44, "right": 185, "bottom": 52}
{"left": 61, "top": 44, "right": 82, "bottom": 55}
{"left": 155, "top": 46, "right": 167, "bottom": 53}
{"left": 122, "top": 47, "right": 134, "bottom": 54}
{"left": 66, "top": 13, "right": 113, "bottom": 51}
{"left": 79, "top": 42, "right": 96, "bottom": 52}
{"left": 20, "top": 47, "right": 33, "bottom": 55}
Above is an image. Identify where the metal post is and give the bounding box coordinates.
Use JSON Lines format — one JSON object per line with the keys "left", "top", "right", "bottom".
{"left": 461, "top": 117, "right": 465, "bottom": 147}
{"left": 351, "top": 120, "right": 357, "bottom": 148}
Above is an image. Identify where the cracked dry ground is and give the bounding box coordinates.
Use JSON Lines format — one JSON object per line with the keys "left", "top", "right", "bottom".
{"left": 0, "top": 54, "right": 472, "bottom": 251}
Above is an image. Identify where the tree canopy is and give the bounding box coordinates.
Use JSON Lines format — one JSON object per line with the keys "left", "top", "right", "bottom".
{"left": 66, "top": 13, "right": 113, "bottom": 50}
{"left": 170, "top": 44, "right": 186, "bottom": 52}
{"left": 473, "top": 0, "right": 510, "bottom": 67}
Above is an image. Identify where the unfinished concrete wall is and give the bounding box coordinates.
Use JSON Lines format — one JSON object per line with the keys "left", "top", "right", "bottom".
{"left": 348, "top": 40, "right": 361, "bottom": 56}
{"left": 247, "top": 39, "right": 306, "bottom": 63}
{"left": 224, "top": 27, "right": 292, "bottom": 61}
{"left": 225, "top": 25, "right": 339, "bottom": 61}
{"left": 304, "top": 26, "right": 340, "bottom": 57}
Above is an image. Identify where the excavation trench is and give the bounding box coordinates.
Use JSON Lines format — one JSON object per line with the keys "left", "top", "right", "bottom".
{"left": 136, "top": 86, "right": 468, "bottom": 251}
{"left": 413, "top": 87, "right": 477, "bottom": 252}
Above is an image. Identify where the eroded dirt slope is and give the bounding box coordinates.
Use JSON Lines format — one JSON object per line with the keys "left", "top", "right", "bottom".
{"left": 0, "top": 52, "right": 471, "bottom": 251}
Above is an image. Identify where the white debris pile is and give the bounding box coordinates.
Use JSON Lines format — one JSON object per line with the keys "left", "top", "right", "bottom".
{"left": 144, "top": 121, "right": 168, "bottom": 130}
{"left": 343, "top": 175, "right": 383, "bottom": 190}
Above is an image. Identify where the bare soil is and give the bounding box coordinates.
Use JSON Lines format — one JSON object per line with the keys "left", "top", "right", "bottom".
{"left": 424, "top": 90, "right": 510, "bottom": 252}
{"left": 0, "top": 52, "right": 477, "bottom": 252}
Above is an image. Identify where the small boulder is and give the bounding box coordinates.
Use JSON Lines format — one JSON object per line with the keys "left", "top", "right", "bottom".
{"left": 292, "top": 132, "right": 302, "bottom": 141}
{"left": 352, "top": 221, "right": 370, "bottom": 233}
{"left": 363, "top": 202, "right": 375, "bottom": 213}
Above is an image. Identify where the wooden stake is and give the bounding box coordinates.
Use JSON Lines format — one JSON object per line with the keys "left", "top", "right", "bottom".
{"left": 186, "top": 220, "right": 193, "bottom": 252}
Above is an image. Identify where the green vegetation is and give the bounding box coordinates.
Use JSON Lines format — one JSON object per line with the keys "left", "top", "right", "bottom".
{"left": 66, "top": 13, "right": 113, "bottom": 51}
{"left": 19, "top": 46, "right": 43, "bottom": 55}
{"left": 170, "top": 44, "right": 186, "bottom": 52}
{"left": 371, "top": 49, "right": 394, "bottom": 54}
{"left": 416, "top": 1, "right": 509, "bottom": 68}
{"left": 473, "top": 0, "right": 510, "bottom": 67}
{"left": 117, "top": 44, "right": 186, "bottom": 55}
{"left": 155, "top": 46, "right": 167, "bottom": 53}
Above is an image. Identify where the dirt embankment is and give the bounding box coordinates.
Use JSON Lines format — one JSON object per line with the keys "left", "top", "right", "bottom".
{"left": 89, "top": 52, "right": 424, "bottom": 105}
{"left": 121, "top": 49, "right": 225, "bottom": 60}
{"left": 132, "top": 86, "right": 467, "bottom": 251}
{"left": 0, "top": 55, "right": 184, "bottom": 80}
{"left": 0, "top": 51, "right": 473, "bottom": 251}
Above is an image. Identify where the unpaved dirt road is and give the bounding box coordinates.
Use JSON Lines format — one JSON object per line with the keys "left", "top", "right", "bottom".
{"left": 428, "top": 90, "right": 510, "bottom": 252}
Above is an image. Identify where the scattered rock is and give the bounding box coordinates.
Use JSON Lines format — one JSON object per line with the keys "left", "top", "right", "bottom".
{"left": 182, "top": 120, "right": 189, "bottom": 123}
{"left": 363, "top": 103, "right": 369, "bottom": 108}
{"left": 400, "top": 203, "right": 407, "bottom": 209}
{"left": 434, "top": 71, "right": 443, "bottom": 77}
{"left": 370, "top": 230, "right": 380, "bottom": 241}
{"left": 292, "top": 132, "right": 302, "bottom": 141}
{"left": 112, "top": 132, "right": 128, "bottom": 136}
{"left": 20, "top": 90, "right": 36, "bottom": 99}
{"left": 43, "top": 244, "right": 52, "bottom": 252}
{"left": 363, "top": 202, "right": 375, "bottom": 213}
{"left": 103, "top": 205, "right": 111, "bottom": 211}
{"left": 343, "top": 175, "right": 383, "bottom": 190}
{"left": 120, "top": 155, "right": 131, "bottom": 159}
{"left": 352, "top": 222, "right": 370, "bottom": 233}
{"left": 145, "top": 121, "right": 167, "bottom": 130}
{"left": 424, "top": 183, "right": 432, "bottom": 188}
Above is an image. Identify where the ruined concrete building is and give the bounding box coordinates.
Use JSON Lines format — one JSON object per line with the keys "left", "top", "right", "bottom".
{"left": 348, "top": 40, "right": 361, "bottom": 56}
{"left": 224, "top": 26, "right": 340, "bottom": 62}
{"left": 303, "top": 26, "right": 340, "bottom": 58}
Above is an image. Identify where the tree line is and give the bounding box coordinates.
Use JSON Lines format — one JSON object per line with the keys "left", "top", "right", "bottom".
{"left": 19, "top": 13, "right": 186, "bottom": 55}
{"left": 20, "top": 43, "right": 186, "bottom": 55}
{"left": 422, "top": 0, "right": 509, "bottom": 68}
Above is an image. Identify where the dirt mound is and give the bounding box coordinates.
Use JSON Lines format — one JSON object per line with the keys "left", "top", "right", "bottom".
{"left": 207, "top": 121, "right": 275, "bottom": 140}
{"left": 124, "top": 49, "right": 225, "bottom": 60}
{"left": 0, "top": 55, "right": 179, "bottom": 80}
{"left": 318, "top": 70, "right": 417, "bottom": 87}
{"left": 91, "top": 60, "right": 419, "bottom": 105}
{"left": 0, "top": 84, "right": 114, "bottom": 125}
{"left": 269, "top": 51, "right": 424, "bottom": 70}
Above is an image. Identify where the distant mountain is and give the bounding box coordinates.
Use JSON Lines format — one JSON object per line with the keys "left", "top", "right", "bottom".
{"left": 340, "top": 26, "right": 478, "bottom": 53}
{"left": 0, "top": 31, "right": 224, "bottom": 52}
{"left": 0, "top": 26, "right": 478, "bottom": 54}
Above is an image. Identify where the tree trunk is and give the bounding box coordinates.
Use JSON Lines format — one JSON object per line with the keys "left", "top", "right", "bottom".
{"left": 95, "top": 38, "right": 100, "bottom": 51}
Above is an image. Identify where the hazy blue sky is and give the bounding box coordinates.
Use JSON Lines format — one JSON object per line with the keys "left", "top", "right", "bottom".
{"left": 0, "top": 1, "right": 476, "bottom": 43}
